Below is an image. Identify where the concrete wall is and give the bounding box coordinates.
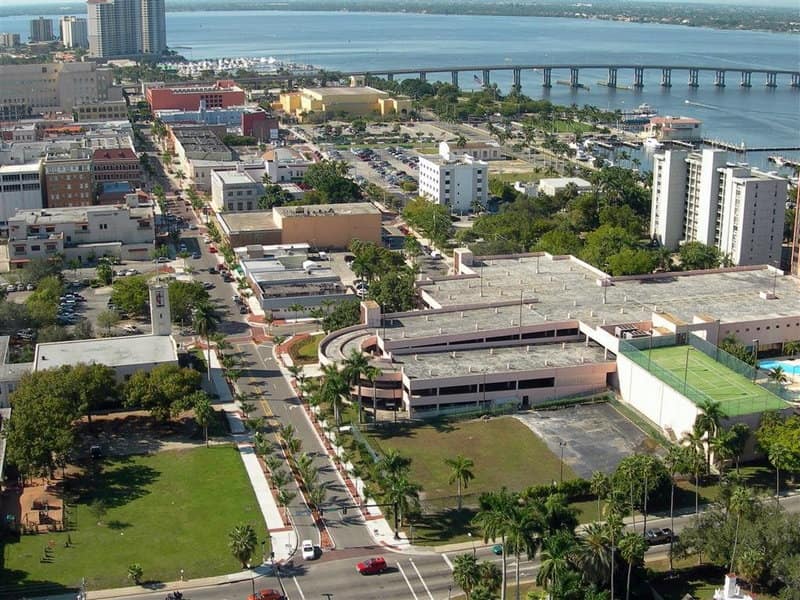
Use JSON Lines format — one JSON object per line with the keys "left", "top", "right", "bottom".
{"left": 278, "top": 212, "right": 381, "bottom": 249}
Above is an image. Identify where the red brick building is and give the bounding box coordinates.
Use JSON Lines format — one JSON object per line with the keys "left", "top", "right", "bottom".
{"left": 92, "top": 148, "right": 141, "bottom": 190}
{"left": 146, "top": 80, "right": 246, "bottom": 111}
{"left": 43, "top": 149, "right": 94, "bottom": 208}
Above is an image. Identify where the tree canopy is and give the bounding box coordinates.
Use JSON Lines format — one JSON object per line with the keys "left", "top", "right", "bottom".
{"left": 302, "top": 160, "right": 362, "bottom": 203}
{"left": 111, "top": 275, "right": 149, "bottom": 316}
{"left": 124, "top": 364, "right": 201, "bottom": 421}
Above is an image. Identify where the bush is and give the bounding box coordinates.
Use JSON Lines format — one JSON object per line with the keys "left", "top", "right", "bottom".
{"left": 521, "top": 478, "right": 592, "bottom": 503}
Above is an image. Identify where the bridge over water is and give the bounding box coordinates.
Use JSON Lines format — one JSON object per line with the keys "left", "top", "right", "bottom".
{"left": 346, "top": 64, "right": 800, "bottom": 90}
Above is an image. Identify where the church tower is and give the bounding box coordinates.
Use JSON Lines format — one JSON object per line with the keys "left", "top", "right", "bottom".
{"left": 149, "top": 283, "right": 172, "bottom": 336}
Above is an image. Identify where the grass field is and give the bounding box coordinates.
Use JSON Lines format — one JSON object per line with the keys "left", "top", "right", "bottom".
{"left": 367, "top": 417, "right": 577, "bottom": 545}
{"left": 648, "top": 346, "right": 787, "bottom": 416}
{"left": 0, "top": 446, "right": 265, "bottom": 592}
{"left": 288, "top": 333, "right": 324, "bottom": 365}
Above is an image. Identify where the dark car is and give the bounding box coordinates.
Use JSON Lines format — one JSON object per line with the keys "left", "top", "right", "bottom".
{"left": 239, "top": 305, "right": 249, "bottom": 314}
{"left": 357, "top": 556, "right": 388, "bottom": 575}
{"left": 644, "top": 527, "right": 675, "bottom": 545}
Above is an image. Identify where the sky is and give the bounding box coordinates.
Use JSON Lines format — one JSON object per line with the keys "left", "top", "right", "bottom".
{"left": 4, "top": 0, "right": 798, "bottom": 7}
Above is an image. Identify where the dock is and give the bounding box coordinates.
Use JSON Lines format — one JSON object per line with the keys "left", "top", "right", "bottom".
{"left": 769, "top": 156, "right": 800, "bottom": 169}
{"left": 703, "top": 139, "right": 800, "bottom": 153}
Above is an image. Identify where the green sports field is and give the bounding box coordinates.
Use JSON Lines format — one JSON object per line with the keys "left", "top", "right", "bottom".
{"left": 647, "top": 346, "right": 788, "bottom": 416}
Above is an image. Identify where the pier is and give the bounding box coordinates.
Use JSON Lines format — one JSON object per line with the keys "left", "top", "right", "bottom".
{"left": 703, "top": 139, "right": 800, "bottom": 153}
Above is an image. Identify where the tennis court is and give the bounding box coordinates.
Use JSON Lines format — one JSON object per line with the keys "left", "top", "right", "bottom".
{"left": 648, "top": 346, "right": 788, "bottom": 416}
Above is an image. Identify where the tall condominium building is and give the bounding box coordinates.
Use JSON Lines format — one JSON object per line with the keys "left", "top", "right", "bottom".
{"left": 0, "top": 33, "right": 21, "bottom": 47}
{"left": 29, "top": 17, "right": 54, "bottom": 42}
{"left": 140, "top": 0, "right": 166, "bottom": 55}
{"left": 418, "top": 148, "right": 488, "bottom": 214}
{"left": 60, "top": 16, "right": 89, "bottom": 49}
{"left": 0, "top": 62, "right": 120, "bottom": 120}
{"left": 87, "top": 0, "right": 166, "bottom": 58}
{"left": 650, "top": 149, "right": 787, "bottom": 266}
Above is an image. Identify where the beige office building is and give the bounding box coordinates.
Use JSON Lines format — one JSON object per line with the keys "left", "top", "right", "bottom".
{"left": 279, "top": 86, "right": 411, "bottom": 121}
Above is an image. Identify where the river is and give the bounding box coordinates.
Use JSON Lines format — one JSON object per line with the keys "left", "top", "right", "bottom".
{"left": 2, "top": 10, "right": 799, "bottom": 169}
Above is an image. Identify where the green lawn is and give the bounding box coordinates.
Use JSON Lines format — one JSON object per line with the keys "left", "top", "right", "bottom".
{"left": 489, "top": 170, "right": 547, "bottom": 183}
{"left": 367, "top": 417, "right": 577, "bottom": 545}
{"left": 289, "top": 333, "right": 324, "bottom": 365}
{"left": 1, "top": 446, "right": 265, "bottom": 592}
{"left": 648, "top": 346, "right": 787, "bottom": 416}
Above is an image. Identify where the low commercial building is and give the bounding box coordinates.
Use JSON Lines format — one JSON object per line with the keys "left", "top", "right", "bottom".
{"left": 537, "top": 177, "right": 593, "bottom": 197}
{"left": 4, "top": 203, "right": 154, "bottom": 268}
{"left": 146, "top": 80, "right": 246, "bottom": 111}
{"left": 210, "top": 167, "right": 263, "bottom": 212}
{"left": 279, "top": 86, "right": 411, "bottom": 121}
{"left": 418, "top": 150, "right": 488, "bottom": 214}
{"left": 439, "top": 140, "right": 502, "bottom": 161}
{"left": 645, "top": 116, "right": 703, "bottom": 142}
{"left": 239, "top": 245, "right": 349, "bottom": 317}
{"left": 217, "top": 202, "right": 381, "bottom": 248}
{"left": 170, "top": 126, "right": 234, "bottom": 173}
{"left": 265, "top": 147, "right": 313, "bottom": 182}
{"left": 156, "top": 104, "right": 279, "bottom": 141}
{"left": 73, "top": 100, "right": 129, "bottom": 122}
{"left": 92, "top": 147, "right": 142, "bottom": 190}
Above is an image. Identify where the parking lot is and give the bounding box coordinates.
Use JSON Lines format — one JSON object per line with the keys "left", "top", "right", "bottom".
{"left": 514, "top": 403, "right": 662, "bottom": 477}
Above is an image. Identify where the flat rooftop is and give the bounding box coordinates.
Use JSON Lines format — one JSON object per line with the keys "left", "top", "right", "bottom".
{"left": 303, "top": 86, "right": 387, "bottom": 97}
{"left": 215, "top": 170, "right": 258, "bottom": 185}
{"left": 12, "top": 205, "right": 150, "bottom": 224}
{"left": 172, "top": 128, "right": 229, "bottom": 153}
{"left": 273, "top": 202, "right": 379, "bottom": 218}
{"left": 396, "top": 341, "right": 609, "bottom": 380}
{"left": 220, "top": 211, "right": 278, "bottom": 233}
{"left": 423, "top": 254, "right": 800, "bottom": 327}
{"left": 34, "top": 335, "right": 177, "bottom": 371}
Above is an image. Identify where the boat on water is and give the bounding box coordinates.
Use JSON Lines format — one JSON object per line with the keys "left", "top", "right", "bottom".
{"left": 643, "top": 138, "right": 664, "bottom": 149}
{"left": 621, "top": 103, "right": 658, "bottom": 124}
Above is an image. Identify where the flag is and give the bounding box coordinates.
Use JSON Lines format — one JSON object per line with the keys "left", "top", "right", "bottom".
{"left": 473, "top": 74, "right": 483, "bottom": 85}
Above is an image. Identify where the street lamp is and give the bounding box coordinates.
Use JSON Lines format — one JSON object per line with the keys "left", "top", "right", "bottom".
{"left": 559, "top": 441, "right": 567, "bottom": 484}
{"left": 468, "top": 532, "right": 476, "bottom": 558}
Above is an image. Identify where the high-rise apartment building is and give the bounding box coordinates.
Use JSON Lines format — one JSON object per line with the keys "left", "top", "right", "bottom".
{"left": 0, "top": 33, "right": 21, "bottom": 47}
{"left": 650, "top": 149, "right": 787, "bottom": 267}
{"left": 140, "top": 0, "right": 167, "bottom": 55}
{"left": 60, "top": 16, "right": 89, "bottom": 49}
{"left": 29, "top": 17, "right": 54, "bottom": 42}
{"left": 87, "top": 0, "right": 166, "bottom": 58}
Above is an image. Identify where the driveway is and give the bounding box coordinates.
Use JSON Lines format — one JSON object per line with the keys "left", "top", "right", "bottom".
{"left": 515, "top": 402, "right": 662, "bottom": 478}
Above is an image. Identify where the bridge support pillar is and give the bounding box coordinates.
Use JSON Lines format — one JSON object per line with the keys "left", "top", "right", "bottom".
{"left": 633, "top": 67, "right": 644, "bottom": 88}
{"left": 792, "top": 73, "right": 800, "bottom": 88}
{"left": 688, "top": 68, "right": 699, "bottom": 87}
{"left": 419, "top": 71, "right": 427, "bottom": 82}
{"left": 570, "top": 67, "right": 579, "bottom": 88}
{"left": 387, "top": 73, "right": 394, "bottom": 82}
{"left": 451, "top": 71, "right": 459, "bottom": 88}
{"left": 765, "top": 72, "right": 777, "bottom": 88}
{"left": 512, "top": 68, "right": 521, "bottom": 93}
{"left": 714, "top": 70, "right": 726, "bottom": 87}
{"left": 606, "top": 67, "right": 617, "bottom": 88}
{"left": 661, "top": 68, "right": 672, "bottom": 88}
{"left": 482, "top": 69, "right": 491, "bottom": 88}
{"left": 542, "top": 67, "right": 552, "bottom": 88}
{"left": 740, "top": 71, "right": 751, "bottom": 88}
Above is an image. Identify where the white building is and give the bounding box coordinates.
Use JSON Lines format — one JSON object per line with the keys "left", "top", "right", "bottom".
{"left": 60, "top": 16, "right": 88, "bottom": 49}
{"left": 713, "top": 574, "right": 753, "bottom": 600}
{"left": 536, "top": 177, "right": 592, "bottom": 197}
{"left": 210, "top": 167, "right": 264, "bottom": 213}
{"left": 650, "top": 149, "right": 786, "bottom": 266}
{"left": 265, "top": 147, "right": 313, "bottom": 183}
{"left": 4, "top": 203, "right": 154, "bottom": 268}
{"left": 645, "top": 116, "right": 703, "bottom": 142}
{"left": 439, "top": 140, "right": 503, "bottom": 161}
{"left": 418, "top": 149, "right": 488, "bottom": 214}
{"left": 0, "top": 162, "right": 44, "bottom": 231}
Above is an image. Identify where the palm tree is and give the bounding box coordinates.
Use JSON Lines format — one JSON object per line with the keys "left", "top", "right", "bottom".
{"left": 476, "top": 562, "right": 502, "bottom": 597}
{"left": 681, "top": 427, "right": 706, "bottom": 515}
{"left": 768, "top": 366, "right": 788, "bottom": 385}
{"left": 729, "top": 486, "right": 754, "bottom": 572}
{"left": 445, "top": 455, "right": 475, "bottom": 511}
{"left": 193, "top": 302, "right": 220, "bottom": 381}
{"left": 381, "top": 472, "right": 421, "bottom": 539}
{"left": 473, "top": 488, "right": 517, "bottom": 600}
{"left": 228, "top": 523, "right": 258, "bottom": 568}
{"left": 728, "top": 422, "right": 750, "bottom": 473}
{"left": 577, "top": 522, "right": 612, "bottom": 588}
{"left": 504, "top": 505, "right": 543, "bottom": 600}
{"left": 452, "top": 553, "right": 481, "bottom": 600}
{"left": 768, "top": 443, "right": 793, "bottom": 503}
{"left": 663, "top": 445, "right": 688, "bottom": 573}
{"left": 782, "top": 340, "right": 800, "bottom": 357}
{"left": 365, "top": 365, "right": 382, "bottom": 423}
{"left": 589, "top": 471, "right": 611, "bottom": 518}
{"left": 192, "top": 392, "right": 214, "bottom": 447}
{"left": 379, "top": 448, "right": 411, "bottom": 478}
{"left": 710, "top": 427, "right": 737, "bottom": 476}
{"left": 541, "top": 492, "right": 578, "bottom": 536}
{"left": 536, "top": 530, "right": 577, "bottom": 596}
{"left": 342, "top": 349, "right": 370, "bottom": 424}
{"left": 288, "top": 302, "right": 305, "bottom": 334}
{"left": 319, "top": 363, "right": 348, "bottom": 426}
{"left": 618, "top": 531, "right": 647, "bottom": 600}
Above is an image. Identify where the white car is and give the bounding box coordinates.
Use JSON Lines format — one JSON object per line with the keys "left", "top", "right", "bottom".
{"left": 301, "top": 539, "right": 315, "bottom": 560}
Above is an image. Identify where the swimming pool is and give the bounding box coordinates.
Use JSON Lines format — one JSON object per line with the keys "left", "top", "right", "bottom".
{"left": 759, "top": 359, "right": 800, "bottom": 376}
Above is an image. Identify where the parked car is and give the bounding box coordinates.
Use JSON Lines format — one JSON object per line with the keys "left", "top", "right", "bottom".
{"left": 191, "top": 252, "right": 201, "bottom": 260}
{"left": 356, "top": 556, "right": 387, "bottom": 575}
{"left": 122, "top": 324, "right": 140, "bottom": 334}
{"left": 208, "top": 245, "right": 218, "bottom": 253}
{"left": 301, "top": 539, "right": 315, "bottom": 560}
{"left": 644, "top": 528, "right": 675, "bottom": 546}
{"left": 202, "top": 282, "right": 215, "bottom": 290}
{"left": 239, "top": 305, "right": 249, "bottom": 314}
{"left": 25, "top": 283, "right": 35, "bottom": 291}
{"left": 5, "top": 284, "right": 15, "bottom": 293}
{"left": 156, "top": 256, "right": 171, "bottom": 263}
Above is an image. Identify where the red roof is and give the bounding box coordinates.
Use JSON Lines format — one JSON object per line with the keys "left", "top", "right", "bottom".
{"left": 92, "top": 148, "right": 137, "bottom": 162}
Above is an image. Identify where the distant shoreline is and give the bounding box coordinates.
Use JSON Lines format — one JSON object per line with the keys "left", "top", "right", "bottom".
{"left": 0, "top": 3, "right": 797, "bottom": 35}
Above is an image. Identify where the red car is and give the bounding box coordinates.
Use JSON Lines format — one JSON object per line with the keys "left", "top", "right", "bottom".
{"left": 356, "top": 556, "right": 388, "bottom": 575}
{"left": 208, "top": 245, "right": 218, "bottom": 253}
{"left": 247, "top": 590, "right": 285, "bottom": 600}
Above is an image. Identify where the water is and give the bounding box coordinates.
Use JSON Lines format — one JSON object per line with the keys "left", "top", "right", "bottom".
{"left": 2, "top": 10, "right": 799, "bottom": 169}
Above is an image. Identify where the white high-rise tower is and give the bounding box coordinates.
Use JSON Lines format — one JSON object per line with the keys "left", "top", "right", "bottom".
{"left": 149, "top": 283, "right": 172, "bottom": 336}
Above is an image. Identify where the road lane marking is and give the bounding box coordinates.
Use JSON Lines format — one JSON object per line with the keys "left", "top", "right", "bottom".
{"left": 409, "top": 558, "right": 435, "bottom": 600}
{"left": 442, "top": 553, "right": 454, "bottom": 571}
{"left": 397, "top": 561, "right": 420, "bottom": 600}
{"left": 292, "top": 575, "right": 305, "bottom": 600}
